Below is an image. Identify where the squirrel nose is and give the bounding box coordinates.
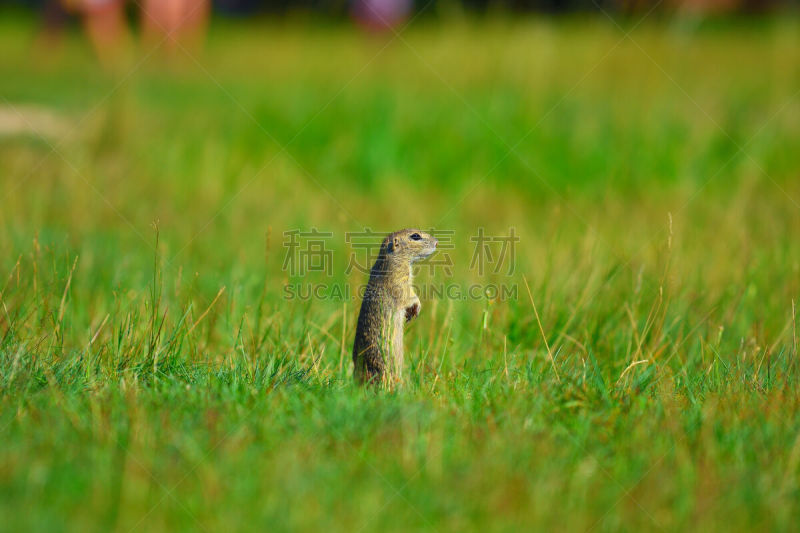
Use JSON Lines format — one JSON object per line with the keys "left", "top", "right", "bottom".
{"left": 432, "top": 238, "right": 438, "bottom": 247}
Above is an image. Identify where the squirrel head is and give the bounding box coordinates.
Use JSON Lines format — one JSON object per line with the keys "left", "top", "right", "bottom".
{"left": 380, "top": 229, "right": 438, "bottom": 266}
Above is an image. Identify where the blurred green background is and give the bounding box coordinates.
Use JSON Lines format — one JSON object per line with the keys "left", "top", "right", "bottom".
{"left": 1, "top": 5, "right": 800, "bottom": 533}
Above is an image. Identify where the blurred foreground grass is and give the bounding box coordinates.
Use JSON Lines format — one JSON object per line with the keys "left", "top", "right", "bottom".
{"left": 1, "top": 10, "right": 800, "bottom": 532}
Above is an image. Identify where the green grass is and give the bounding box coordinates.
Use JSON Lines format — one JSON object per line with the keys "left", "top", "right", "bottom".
{"left": 2, "top": 11, "right": 800, "bottom": 532}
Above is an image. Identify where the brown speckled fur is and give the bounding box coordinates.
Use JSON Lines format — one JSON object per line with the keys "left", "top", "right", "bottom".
{"left": 352, "top": 229, "right": 438, "bottom": 386}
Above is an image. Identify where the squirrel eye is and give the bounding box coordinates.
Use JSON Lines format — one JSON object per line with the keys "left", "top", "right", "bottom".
{"left": 410, "top": 233, "right": 422, "bottom": 241}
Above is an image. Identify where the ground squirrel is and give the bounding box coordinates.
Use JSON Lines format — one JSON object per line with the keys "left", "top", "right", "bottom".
{"left": 352, "top": 228, "right": 438, "bottom": 385}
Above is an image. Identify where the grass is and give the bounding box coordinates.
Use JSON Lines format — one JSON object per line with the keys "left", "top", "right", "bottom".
{"left": 1, "top": 10, "right": 800, "bottom": 532}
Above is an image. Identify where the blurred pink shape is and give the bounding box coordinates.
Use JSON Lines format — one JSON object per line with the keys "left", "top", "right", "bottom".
{"left": 142, "top": 0, "right": 210, "bottom": 50}
{"left": 352, "top": 0, "right": 413, "bottom": 31}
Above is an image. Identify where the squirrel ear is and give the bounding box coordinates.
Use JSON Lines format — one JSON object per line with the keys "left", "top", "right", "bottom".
{"left": 391, "top": 237, "right": 399, "bottom": 252}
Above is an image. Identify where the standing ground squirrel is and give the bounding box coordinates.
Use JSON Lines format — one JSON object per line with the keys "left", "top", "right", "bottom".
{"left": 352, "top": 228, "right": 439, "bottom": 385}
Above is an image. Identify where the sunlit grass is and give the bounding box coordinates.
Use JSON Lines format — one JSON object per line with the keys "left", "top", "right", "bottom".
{"left": 1, "top": 11, "right": 799, "bottom": 532}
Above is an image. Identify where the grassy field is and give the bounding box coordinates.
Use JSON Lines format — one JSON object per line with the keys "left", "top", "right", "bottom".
{"left": 1, "top": 10, "right": 800, "bottom": 532}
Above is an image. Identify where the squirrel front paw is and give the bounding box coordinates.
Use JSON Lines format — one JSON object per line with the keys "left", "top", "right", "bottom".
{"left": 405, "top": 302, "right": 420, "bottom": 322}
